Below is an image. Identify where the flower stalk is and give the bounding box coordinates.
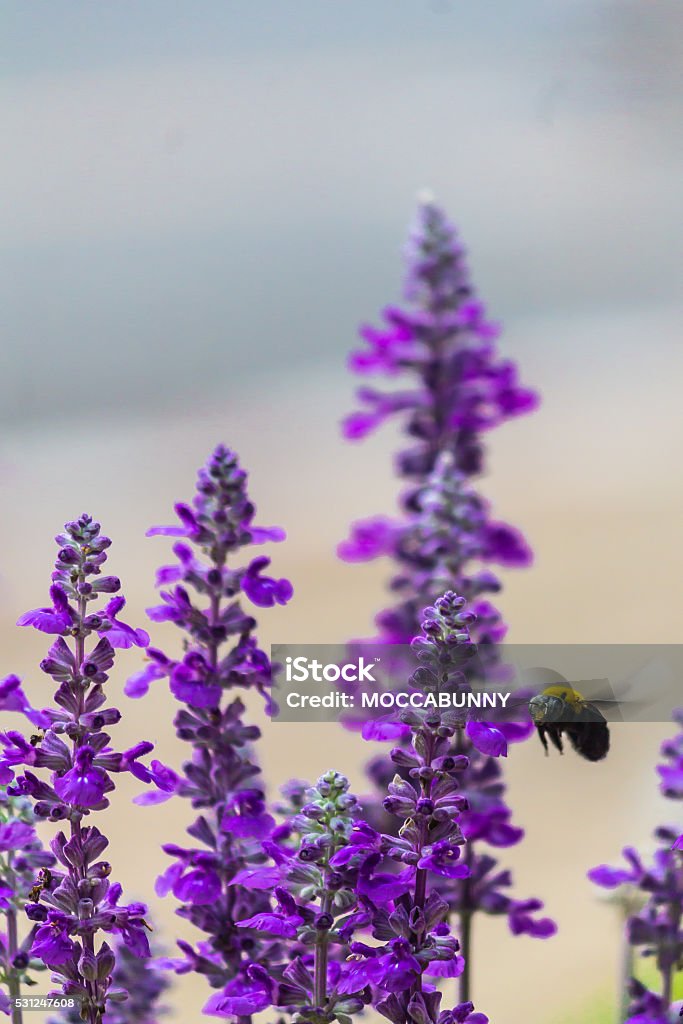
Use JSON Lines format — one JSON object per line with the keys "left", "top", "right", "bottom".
{"left": 341, "top": 197, "right": 553, "bottom": 997}
{"left": 126, "top": 445, "right": 293, "bottom": 1017}
{"left": 1, "top": 515, "right": 168, "bottom": 1024}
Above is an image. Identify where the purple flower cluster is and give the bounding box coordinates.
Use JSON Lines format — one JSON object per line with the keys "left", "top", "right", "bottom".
{"left": 49, "top": 940, "right": 170, "bottom": 1024}
{"left": 339, "top": 197, "right": 552, "bottom": 1000}
{"left": 126, "top": 445, "right": 293, "bottom": 1015}
{"left": 0, "top": 515, "right": 167, "bottom": 1024}
{"left": 589, "top": 710, "right": 683, "bottom": 1021}
{"left": 0, "top": 789, "right": 55, "bottom": 1017}
{"left": 340, "top": 197, "right": 536, "bottom": 646}
{"left": 342, "top": 195, "right": 537, "bottom": 477}
{"left": 340, "top": 451, "right": 529, "bottom": 647}
{"left": 219, "top": 595, "right": 490, "bottom": 1024}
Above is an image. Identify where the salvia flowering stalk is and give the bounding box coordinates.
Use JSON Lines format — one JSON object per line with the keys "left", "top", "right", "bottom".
{"left": 0, "top": 677, "right": 56, "bottom": 1021}
{"left": 124, "top": 445, "right": 293, "bottom": 1016}
{"left": 342, "top": 193, "right": 537, "bottom": 484}
{"left": 0, "top": 787, "right": 55, "bottom": 1022}
{"left": 0, "top": 514, "right": 172, "bottom": 1024}
{"left": 49, "top": 940, "right": 170, "bottom": 1024}
{"left": 224, "top": 592, "right": 489, "bottom": 1024}
{"left": 339, "top": 197, "right": 553, "bottom": 998}
{"left": 589, "top": 710, "right": 683, "bottom": 1021}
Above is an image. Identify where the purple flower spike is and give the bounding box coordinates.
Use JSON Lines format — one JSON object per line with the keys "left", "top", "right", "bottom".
{"left": 2, "top": 514, "right": 162, "bottom": 1023}
{"left": 242, "top": 649, "right": 492, "bottom": 1023}
{"left": 589, "top": 714, "right": 683, "bottom": 1017}
{"left": 341, "top": 197, "right": 550, "bottom": 1008}
{"left": 132, "top": 446, "right": 292, "bottom": 1003}
{"left": 0, "top": 788, "right": 56, "bottom": 1012}
{"left": 344, "top": 197, "right": 538, "bottom": 477}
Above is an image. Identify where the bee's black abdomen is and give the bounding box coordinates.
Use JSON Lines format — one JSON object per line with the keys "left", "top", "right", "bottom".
{"left": 567, "top": 722, "right": 610, "bottom": 762}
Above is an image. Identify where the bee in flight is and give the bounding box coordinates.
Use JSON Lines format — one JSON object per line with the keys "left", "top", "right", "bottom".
{"left": 528, "top": 683, "right": 610, "bottom": 762}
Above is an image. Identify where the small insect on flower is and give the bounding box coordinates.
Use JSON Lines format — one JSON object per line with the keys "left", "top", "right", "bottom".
{"left": 28, "top": 867, "right": 53, "bottom": 902}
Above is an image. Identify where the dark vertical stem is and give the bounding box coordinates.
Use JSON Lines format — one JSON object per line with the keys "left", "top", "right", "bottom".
{"left": 413, "top": 867, "right": 427, "bottom": 911}
{"left": 72, "top": 594, "right": 99, "bottom": 1024}
{"left": 458, "top": 906, "right": 472, "bottom": 1004}
{"left": 661, "top": 963, "right": 673, "bottom": 1009}
{"left": 208, "top": 562, "right": 256, "bottom": 1024}
{"left": 314, "top": 892, "right": 333, "bottom": 1007}
{"left": 7, "top": 895, "right": 23, "bottom": 1024}
{"left": 617, "top": 920, "right": 633, "bottom": 1023}
{"left": 661, "top": 893, "right": 681, "bottom": 1012}
{"left": 455, "top": 727, "right": 474, "bottom": 1004}
{"left": 410, "top": 726, "right": 433, "bottom": 997}
{"left": 410, "top": 866, "right": 428, "bottom": 997}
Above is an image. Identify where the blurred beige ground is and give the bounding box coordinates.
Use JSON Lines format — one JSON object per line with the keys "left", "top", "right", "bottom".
{"left": 1, "top": 345, "right": 681, "bottom": 1023}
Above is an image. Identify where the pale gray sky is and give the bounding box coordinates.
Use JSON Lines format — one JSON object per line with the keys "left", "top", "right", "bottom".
{"left": 2, "top": 0, "right": 681, "bottom": 425}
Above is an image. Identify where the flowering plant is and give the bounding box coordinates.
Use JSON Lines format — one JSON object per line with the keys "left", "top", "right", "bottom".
{"left": 0, "top": 196, "right": 654, "bottom": 1024}
{"left": 212, "top": 592, "right": 490, "bottom": 1024}
{"left": 589, "top": 710, "right": 683, "bottom": 1022}
{"left": 126, "top": 445, "right": 293, "bottom": 1016}
{"left": 0, "top": 514, "right": 170, "bottom": 1023}
{"left": 340, "top": 197, "right": 554, "bottom": 999}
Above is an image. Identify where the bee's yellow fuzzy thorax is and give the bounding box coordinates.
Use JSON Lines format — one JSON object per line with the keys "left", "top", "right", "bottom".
{"left": 541, "top": 685, "right": 585, "bottom": 708}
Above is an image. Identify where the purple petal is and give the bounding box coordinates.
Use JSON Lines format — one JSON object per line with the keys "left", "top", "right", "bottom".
{"left": 466, "top": 721, "right": 507, "bottom": 758}
{"left": 125, "top": 662, "right": 168, "bottom": 698}
{"left": 249, "top": 526, "right": 286, "bottom": 544}
{"left": 133, "top": 790, "right": 174, "bottom": 806}
{"left": 230, "top": 867, "right": 281, "bottom": 890}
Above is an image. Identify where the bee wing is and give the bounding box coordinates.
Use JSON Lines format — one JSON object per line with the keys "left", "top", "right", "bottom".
{"left": 563, "top": 678, "right": 655, "bottom": 721}
{"left": 519, "top": 667, "right": 569, "bottom": 689}
{"left": 613, "top": 657, "right": 679, "bottom": 723}
{"left": 490, "top": 667, "right": 568, "bottom": 711}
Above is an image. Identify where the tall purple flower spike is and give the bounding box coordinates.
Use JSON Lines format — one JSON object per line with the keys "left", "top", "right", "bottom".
{"left": 215, "top": 595, "right": 490, "bottom": 1024}
{"left": 343, "top": 194, "right": 537, "bottom": 476}
{"left": 127, "top": 445, "right": 293, "bottom": 1018}
{"left": 340, "top": 198, "right": 552, "bottom": 1001}
{"left": 1, "top": 514, "right": 169, "bottom": 1024}
{"left": 589, "top": 708, "right": 683, "bottom": 1021}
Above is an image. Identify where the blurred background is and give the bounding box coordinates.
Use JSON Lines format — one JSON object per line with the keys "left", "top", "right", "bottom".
{"left": 1, "top": 1, "right": 682, "bottom": 1021}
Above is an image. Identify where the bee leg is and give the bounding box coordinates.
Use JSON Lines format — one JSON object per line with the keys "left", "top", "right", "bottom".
{"left": 548, "top": 726, "right": 564, "bottom": 755}
{"left": 536, "top": 725, "right": 550, "bottom": 755}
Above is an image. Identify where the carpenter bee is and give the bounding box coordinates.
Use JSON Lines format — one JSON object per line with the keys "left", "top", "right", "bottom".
{"left": 528, "top": 683, "right": 610, "bottom": 762}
